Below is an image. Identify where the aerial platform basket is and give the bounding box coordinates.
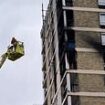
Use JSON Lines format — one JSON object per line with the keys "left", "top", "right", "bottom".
{"left": 7, "top": 41, "right": 24, "bottom": 61}
{"left": 0, "top": 37, "right": 25, "bottom": 69}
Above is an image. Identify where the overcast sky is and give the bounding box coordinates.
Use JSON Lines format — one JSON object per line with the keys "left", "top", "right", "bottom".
{"left": 0, "top": 0, "right": 48, "bottom": 105}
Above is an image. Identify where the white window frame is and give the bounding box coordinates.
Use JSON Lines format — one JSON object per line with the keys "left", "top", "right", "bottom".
{"left": 99, "top": 13, "right": 105, "bottom": 26}
{"left": 98, "top": 0, "right": 105, "bottom": 6}
{"left": 101, "top": 33, "right": 105, "bottom": 46}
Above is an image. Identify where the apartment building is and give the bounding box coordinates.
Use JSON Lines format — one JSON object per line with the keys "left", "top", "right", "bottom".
{"left": 41, "top": 0, "right": 105, "bottom": 105}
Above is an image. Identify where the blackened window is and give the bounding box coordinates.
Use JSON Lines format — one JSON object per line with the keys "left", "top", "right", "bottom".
{"left": 59, "top": 33, "right": 66, "bottom": 77}
{"left": 65, "top": 0, "right": 73, "bottom": 6}
{"left": 66, "top": 30, "right": 77, "bottom": 69}
{"left": 66, "top": 10, "right": 73, "bottom": 27}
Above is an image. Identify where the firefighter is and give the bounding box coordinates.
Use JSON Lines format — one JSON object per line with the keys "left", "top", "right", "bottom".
{"left": 11, "top": 37, "right": 18, "bottom": 50}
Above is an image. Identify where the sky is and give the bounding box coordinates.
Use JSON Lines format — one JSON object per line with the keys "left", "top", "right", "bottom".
{"left": 0, "top": 0, "right": 48, "bottom": 105}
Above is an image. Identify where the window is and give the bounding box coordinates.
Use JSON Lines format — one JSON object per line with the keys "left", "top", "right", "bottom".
{"left": 101, "top": 33, "right": 105, "bottom": 69}
{"left": 66, "top": 10, "right": 74, "bottom": 27}
{"left": 99, "top": 13, "right": 105, "bottom": 27}
{"left": 101, "top": 33, "right": 105, "bottom": 46}
{"left": 65, "top": 0, "right": 73, "bottom": 6}
{"left": 98, "top": 0, "right": 105, "bottom": 7}
{"left": 66, "top": 30, "right": 77, "bottom": 69}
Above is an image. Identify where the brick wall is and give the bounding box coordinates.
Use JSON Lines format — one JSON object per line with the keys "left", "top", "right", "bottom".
{"left": 73, "top": 0, "right": 98, "bottom": 8}
{"left": 72, "top": 0, "right": 105, "bottom": 105}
